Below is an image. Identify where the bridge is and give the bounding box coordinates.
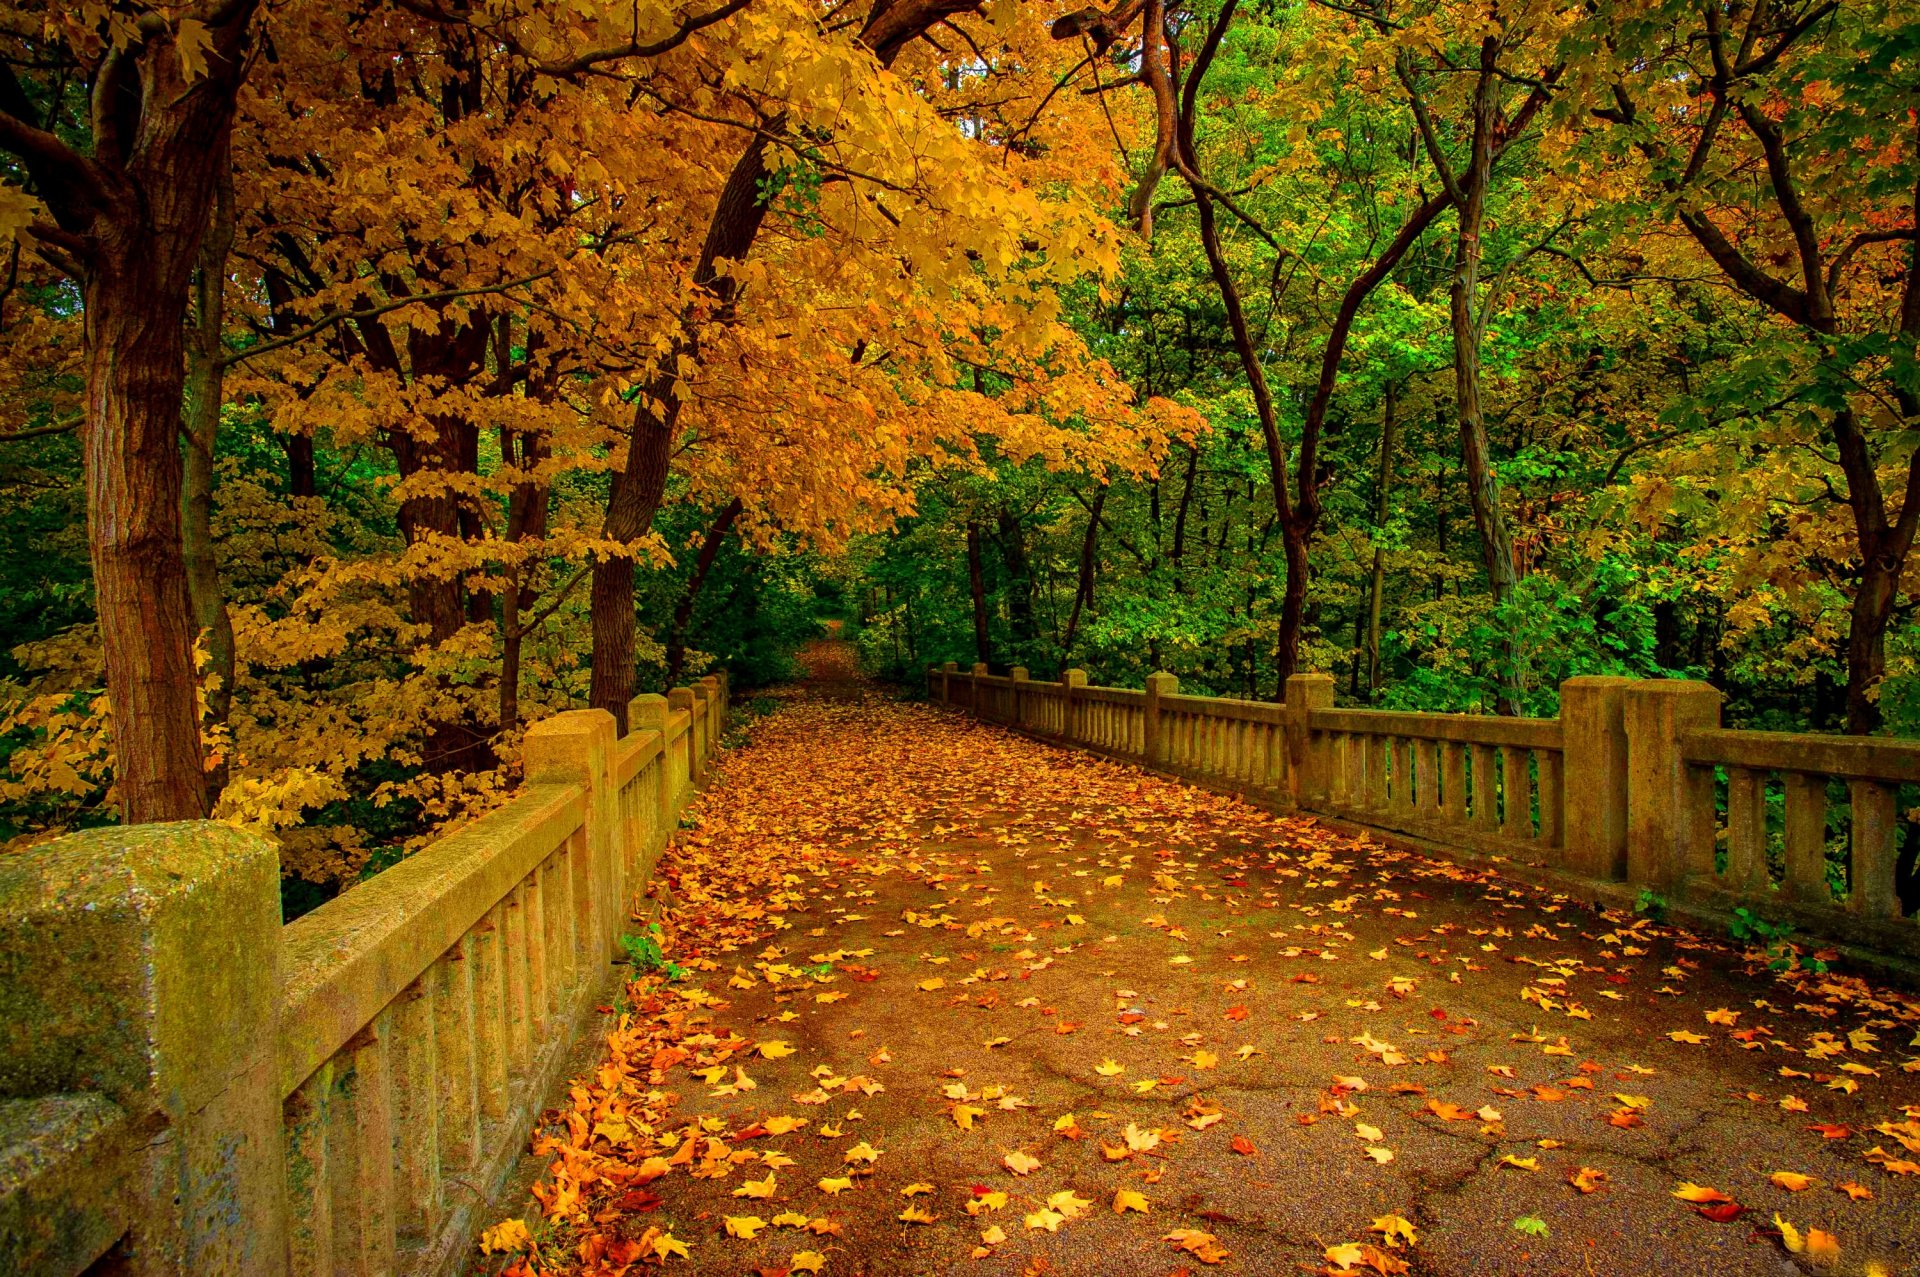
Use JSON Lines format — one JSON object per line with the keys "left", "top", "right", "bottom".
{"left": 4, "top": 649, "right": 1918, "bottom": 1275}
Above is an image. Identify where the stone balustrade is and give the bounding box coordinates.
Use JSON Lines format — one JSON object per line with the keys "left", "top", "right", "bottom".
{"left": 933, "top": 664, "right": 1918, "bottom": 965}
{"left": 0, "top": 675, "right": 727, "bottom": 1276}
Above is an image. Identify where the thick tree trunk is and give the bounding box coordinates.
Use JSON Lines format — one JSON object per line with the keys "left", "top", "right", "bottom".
{"left": 1, "top": 2, "right": 261, "bottom": 823}
{"left": 665, "top": 498, "right": 744, "bottom": 685}
{"left": 966, "top": 520, "right": 992, "bottom": 668}
{"left": 996, "top": 507, "right": 1036, "bottom": 651}
{"left": 183, "top": 169, "right": 237, "bottom": 801}
{"left": 86, "top": 249, "right": 212, "bottom": 823}
{"left": 590, "top": 410, "right": 674, "bottom": 732}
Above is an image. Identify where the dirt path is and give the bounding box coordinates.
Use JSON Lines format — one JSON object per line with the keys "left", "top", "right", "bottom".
{"left": 499, "top": 648, "right": 1920, "bottom": 1277}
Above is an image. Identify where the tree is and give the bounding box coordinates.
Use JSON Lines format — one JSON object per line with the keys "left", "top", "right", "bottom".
{"left": 0, "top": 2, "right": 262, "bottom": 822}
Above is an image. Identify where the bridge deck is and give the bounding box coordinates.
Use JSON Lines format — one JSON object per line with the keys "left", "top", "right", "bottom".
{"left": 504, "top": 646, "right": 1920, "bottom": 1276}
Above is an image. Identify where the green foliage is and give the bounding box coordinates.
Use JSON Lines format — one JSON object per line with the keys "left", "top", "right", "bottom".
{"left": 620, "top": 924, "right": 685, "bottom": 981}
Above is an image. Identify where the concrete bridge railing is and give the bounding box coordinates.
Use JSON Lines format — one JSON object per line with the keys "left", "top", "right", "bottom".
{"left": 932, "top": 663, "right": 1919, "bottom": 966}
{"left": 0, "top": 675, "right": 727, "bottom": 1276}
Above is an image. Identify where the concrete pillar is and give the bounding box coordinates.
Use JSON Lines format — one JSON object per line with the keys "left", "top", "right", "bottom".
{"left": 668, "top": 687, "right": 696, "bottom": 792}
{"left": 1624, "top": 680, "right": 1721, "bottom": 890}
{"left": 689, "top": 684, "right": 715, "bottom": 777}
{"left": 629, "top": 693, "right": 671, "bottom": 839}
{"left": 698, "top": 674, "right": 723, "bottom": 740}
{"left": 1559, "top": 677, "right": 1634, "bottom": 879}
{"left": 0, "top": 822, "right": 287, "bottom": 1274}
{"left": 1283, "top": 674, "right": 1336, "bottom": 805}
{"left": 1144, "top": 672, "right": 1177, "bottom": 765}
{"left": 525, "top": 708, "right": 620, "bottom": 957}
{"left": 1061, "top": 668, "right": 1086, "bottom": 740}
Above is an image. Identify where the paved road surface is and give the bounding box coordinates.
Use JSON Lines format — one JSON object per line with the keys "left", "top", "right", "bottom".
{"left": 506, "top": 645, "right": 1920, "bottom": 1277}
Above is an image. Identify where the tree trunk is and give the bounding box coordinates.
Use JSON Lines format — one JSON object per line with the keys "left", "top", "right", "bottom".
{"left": 996, "top": 507, "right": 1036, "bottom": 652}
{"left": 1364, "top": 380, "right": 1400, "bottom": 701}
{"left": 182, "top": 168, "right": 237, "bottom": 802}
{"left": 499, "top": 427, "right": 552, "bottom": 736}
{"left": 590, "top": 410, "right": 674, "bottom": 732}
{"left": 966, "top": 520, "right": 992, "bottom": 668}
{"left": 584, "top": 0, "right": 965, "bottom": 724}
{"left": 0, "top": 2, "right": 264, "bottom": 823}
{"left": 1061, "top": 487, "right": 1105, "bottom": 667}
{"left": 665, "top": 498, "right": 744, "bottom": 685}
{"left": 1449, "top": 40, "right": 1522, "bottom": 714}
{"left": 86, "top": 249, "right": 212, "bottom": 823}
{"left": 265, "top": 270, "right": 318, "bottom": 501}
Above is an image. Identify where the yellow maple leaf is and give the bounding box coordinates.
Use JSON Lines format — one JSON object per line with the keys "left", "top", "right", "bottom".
{"left": 478, "top": 1218, "right": 532, "bottom": 1254}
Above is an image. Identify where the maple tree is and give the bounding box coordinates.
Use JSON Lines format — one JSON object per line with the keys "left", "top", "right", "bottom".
{"left": 1, "top": 0, "right": 1915, "bottom": 885}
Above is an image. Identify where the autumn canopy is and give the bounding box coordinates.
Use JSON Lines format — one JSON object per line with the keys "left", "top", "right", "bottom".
{"left": 0, "top": 0, "right": 1916, "bottom": 886}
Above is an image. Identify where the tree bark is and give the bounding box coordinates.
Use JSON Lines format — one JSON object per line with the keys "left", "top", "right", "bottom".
{"left": 966, "top": 520, "right": 992, "bottom": 668}
{"left": 6, "top": 9, "right": 270, "bottom": 823}
{"left": 1447, "top": 39, "right": 1522, "bottom": 714}
{"left": 1364, "top": 380, "right": 1400, "bottom": 701}
{"left": 585, "top": 0, "right": 970, "bottom": 726}
{"left": 1061, "top": 486, "right": 1105, "bottom": 667}
{"left": 996, "top": 506, "right": 1036, "bottom": 652}
{"left": 183, "top": 167, "right": 237, "bottom": 801}
{"left": 499, "top": 424, "right": 552, "bottom": 736}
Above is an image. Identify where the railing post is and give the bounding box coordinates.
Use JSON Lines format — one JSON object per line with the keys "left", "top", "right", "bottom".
{"left": 1010, "top": 667, "right": 1028, "bottom": 728}
{"left": 1061, "top": 668, "right": 1085, "bottom": 740}
{"left": 1624, "top": 680, "right": 1722, "bottom": 891}
{"left": 940, "top": 661, "right": 956, "bottom": 703}
{"left": 0, "top": 823, "right": 287, "bottom": 1274}
{"left": 1559, "top": 676, "right": 1634, "bottom": 879}
{"left": 668, "top": 687, "right": 696, "bottom": 794}
{"left": 1283, "top": 674, "right": 1337, "bottom": 806}
{"left": 1144, "top": 671, "right": 1177, "bottom": 765}
{"left": 524, "top": 708, "right": 619, "bottom": 959}
{"left": 630, "top": 692, "right": 672, "bottom": 841}
{"left": 699, "top": 674, "right": 723, "bottom": 742}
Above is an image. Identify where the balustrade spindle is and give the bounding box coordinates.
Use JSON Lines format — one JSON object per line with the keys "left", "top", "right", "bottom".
{"left": 329, "top": 1022, "right": 396, "bottom": 1273}
{"left": 1781, "top": 774, "right": 1831, "bottom": 903}
{"left": 1500, "top": 746, "right": 1532, "bottom": 840}
{"left": 284, "top": 1062, "right": 335, "bottom": 1274}
{"left": 1392, "top": 738, "right": 1415, "bottom": 817}
{"left": 504, "top": 882, "right": 534, "bottom": 1073}
{"left": 568, "top": 829, "right": 595, "bottom": 996}
{"left": 1725, "top": 767, "right": 1768, "bottom": 892}
{"left": 1442, "top": 743, "right": 1468, "bottom": 825}
{"left": 471, "top": 908, "right": 510, "bottom": 1121}
{"left": 433, "top": 939, "right": 482, "bottom": 1176}
{"left": 1684, "top": 764, "right": 1721, "bottom": 880}
{"left": 1470, "top": 743, "right": 1498, "bottom": 831}
{"left": 543, "top": 852, "right": 570, "bottom": 1017}
{"left": 1848, "top": 780, "right": 1901, "bottom": 919}
{"left": 524, "top": 865, "right": 551, "bottom": 1035}
{"left": 388, "top": 975, "right": 442, "bottom": 1249}
{"left": 1537, "top": 752, "right": 1564, "bottom": 849}
{"left": 1416, "top": 739, "right": 1441, "bottom": 817}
